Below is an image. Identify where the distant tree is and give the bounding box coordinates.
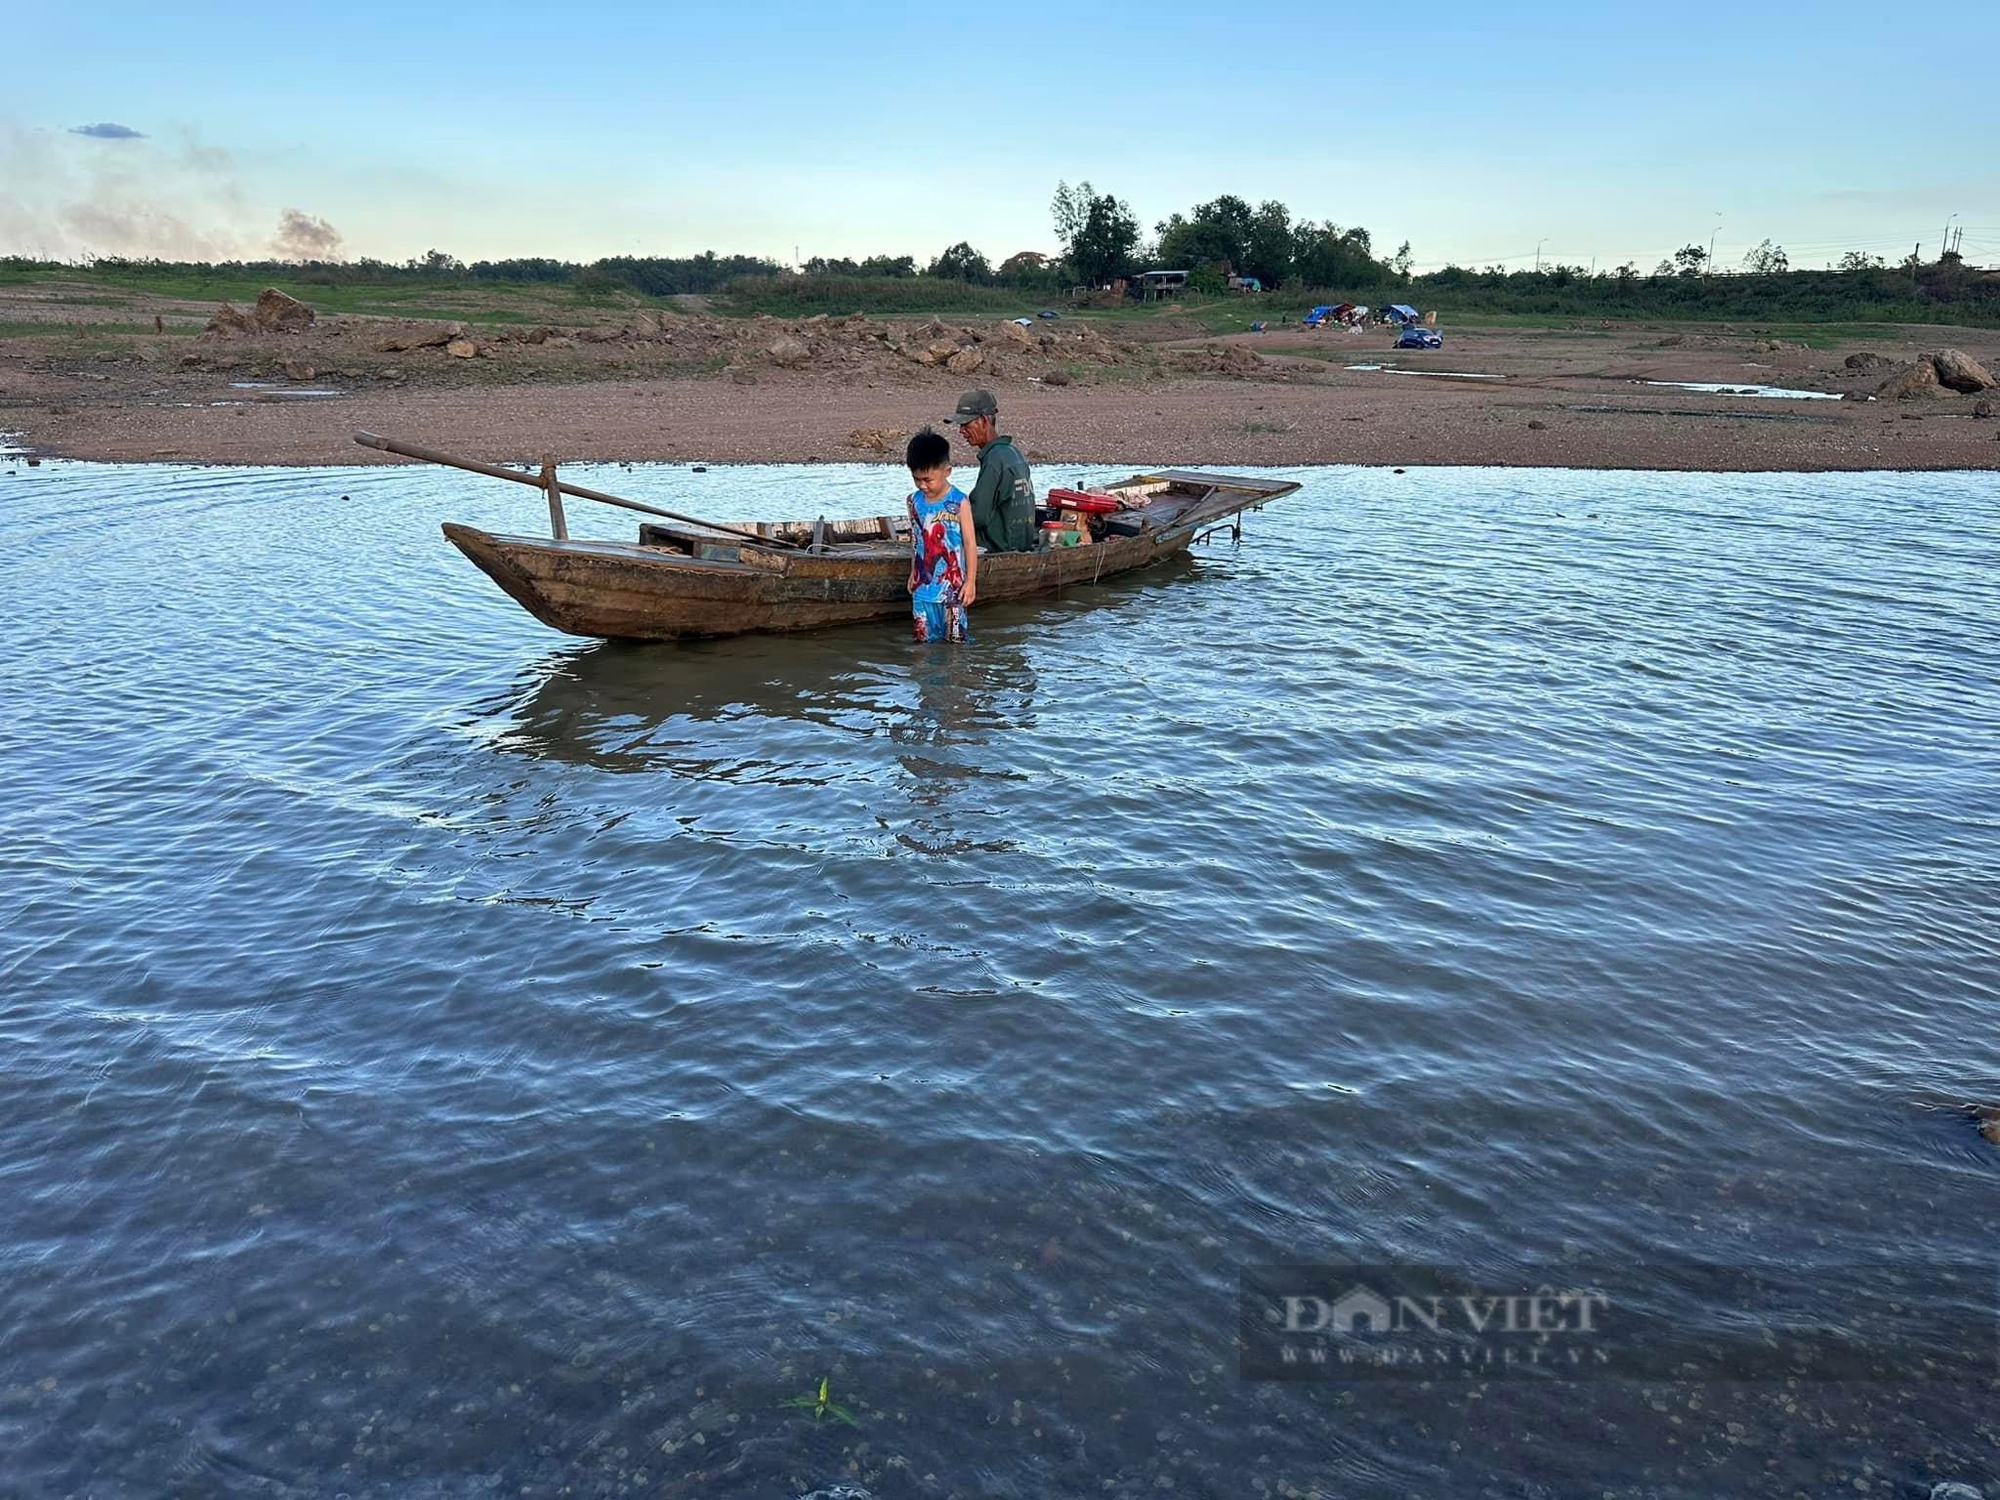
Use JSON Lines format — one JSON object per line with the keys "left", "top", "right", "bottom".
{"left": 1613, "top": 261, "right": 1638, "bottom": 282}
{"left": 858, "top": 254, "right": 917, "bottom": 278}
{"left": 1155, "top": 194, "right": 1256, "bottom": 275}
{"left": 1670, "top": 244, "right": 1709, "bottom": 277}
{"left": 1741, "top": 239, "right": 1788, "bottom": 274}
{"left": 467, "top": 257, "right": 573, "bottom": 284}
{"left": 996, "top": 250, "right": 1058, "bottom": 291}
{"left": 1051, "top": 181, "right": 1140, "bottom": 287}
{"left": 1835, "top": 250, "right": 1886, "bottom": 272}
{"left": 926, "top": 241, "right": 993, "bottom": 282}
{"left": 1051, "top": 181, "right": 1090, "bottom": 253}
{"left": 1151, "top": 213, "right": 1194, "bottom": 265}
{"left": 1292, "top": 221, "right": 1382, "bottom": 288}
{"left": 1390, "top": 240, "right": 1414, "bottom": 280}
{"left": 406, "top": 248, "right": 464, "bottom": 275}
{"left": 804, "top": 255, "right": 860, "bottom": 275}
{"left": 1187, "top": 264, "right": 1229, "bottom": 295}
{"left": 589, "top": 252, "right": 781, "bottom": 295}
{"left": 1241, "top": 200, "right": 1296, "bottom": 287}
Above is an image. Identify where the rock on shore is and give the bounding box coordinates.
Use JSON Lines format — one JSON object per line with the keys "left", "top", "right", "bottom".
{"left": 253, "top": 287, "right": 315, "bottom": 333}
{"left": 1933, "top": 348, "right": 1997, "bottom": 393}
{"left": 1876, "top": 349, "right": 1997, "bottom": 398}
{"left": 375, "top": 320, "right": 468, "bottom": 353}
{"left": 202, "top": 287, "right": 316, "bottom": 338}
{"left": 202, "top": 301, "right": 256, "bottom": 338}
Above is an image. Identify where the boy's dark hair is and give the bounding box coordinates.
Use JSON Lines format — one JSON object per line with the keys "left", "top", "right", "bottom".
{"left": 905, "top": 428, "right": 951, "bottom": 471}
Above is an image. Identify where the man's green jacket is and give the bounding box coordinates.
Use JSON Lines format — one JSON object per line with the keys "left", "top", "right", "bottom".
{"left": 967, "top": 435, "right": 1036, "bottom": 552}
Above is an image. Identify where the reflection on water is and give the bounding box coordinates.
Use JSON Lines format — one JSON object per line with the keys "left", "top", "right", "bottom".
{"left": 2, "top": 457, "right": 1997, "bottom": 1498}
{"left": 491, "top": 632, "right": 1041, "bottom": 860}
{"left": 891, "top": 645, "right": 1037, "bottom": 857}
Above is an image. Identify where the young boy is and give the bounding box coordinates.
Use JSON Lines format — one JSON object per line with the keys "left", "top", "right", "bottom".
{"left": 903, "top": 428, "right": 978, "bottom": 643}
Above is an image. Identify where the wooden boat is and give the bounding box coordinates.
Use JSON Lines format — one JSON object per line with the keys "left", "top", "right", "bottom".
{"left": 358, "top": 432, "right": 1300, "bottom": 642}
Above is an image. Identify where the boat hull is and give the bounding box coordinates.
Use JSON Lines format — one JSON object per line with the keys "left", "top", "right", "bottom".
{"left": 441, "top": 469, "right": 1301, "bottom": 642}
{"left": 442, "top": 521, "right": 1204, "bottom": 640}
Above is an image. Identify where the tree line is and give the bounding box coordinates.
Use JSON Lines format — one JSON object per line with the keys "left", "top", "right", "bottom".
{"left": 7, "top": 178, "right": 1991, "bottom": 323}
{"left": 824, "top": 183, "right": 1403, "bottom": 294}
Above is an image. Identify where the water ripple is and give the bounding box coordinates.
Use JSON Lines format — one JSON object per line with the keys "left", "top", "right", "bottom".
{"left": 2, "top": 459, "right": 1997, "bottom": 1496}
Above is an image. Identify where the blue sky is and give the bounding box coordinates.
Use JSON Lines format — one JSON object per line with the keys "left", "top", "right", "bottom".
{"left": 7, "top": 0, "right": 1997, "bottom": 270}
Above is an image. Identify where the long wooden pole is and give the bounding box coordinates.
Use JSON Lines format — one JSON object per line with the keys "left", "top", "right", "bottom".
{"left": 353, "top": 431, "right": 798, "bottom": 548}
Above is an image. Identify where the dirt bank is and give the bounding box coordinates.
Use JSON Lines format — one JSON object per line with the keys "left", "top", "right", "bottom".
{"left": 4, "top": 296, "right": 1996, "bottom": 472}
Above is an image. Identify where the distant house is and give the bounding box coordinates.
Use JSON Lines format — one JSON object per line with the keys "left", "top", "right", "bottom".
{"left": 1135, "top": 270, "right": 1190, "bottom": 300}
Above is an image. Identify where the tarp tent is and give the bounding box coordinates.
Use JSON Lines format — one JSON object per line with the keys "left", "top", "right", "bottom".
{"left": 1384, "top": 304, "right": 1421, "bottom": 324}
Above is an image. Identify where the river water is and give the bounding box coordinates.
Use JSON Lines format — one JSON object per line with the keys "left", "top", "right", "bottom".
{"left": 2, "top": 455, "right": 1996, "bottom": 1499}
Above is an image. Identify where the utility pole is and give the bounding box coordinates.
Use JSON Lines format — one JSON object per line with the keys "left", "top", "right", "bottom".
{"left": 1705, "top": 215, "right": 1720, "bottom": 285}
{"left": 1534, "top": 239, "right": 1546, "bottom": 273}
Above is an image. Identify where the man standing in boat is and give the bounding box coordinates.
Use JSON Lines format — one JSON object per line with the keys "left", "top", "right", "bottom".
{"left": 945, "top": 389, "right": 1036, "bottom": 553}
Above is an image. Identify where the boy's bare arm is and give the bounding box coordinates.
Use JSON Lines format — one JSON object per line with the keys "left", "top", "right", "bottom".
{"left": 958, "top": 497, "right": 978, "bottom": 605}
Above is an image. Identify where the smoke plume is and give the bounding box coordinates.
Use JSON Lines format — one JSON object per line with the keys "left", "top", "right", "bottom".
{"left": 271, "top": 208, "right": 343, "bottom": 262}
{"left": 0, "top": 125, "right": 319, "bottom": 262}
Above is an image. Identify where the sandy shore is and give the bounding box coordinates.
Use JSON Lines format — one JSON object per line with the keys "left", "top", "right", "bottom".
{"left": 6, "top": 316, "right": 1997, "bottom": 472}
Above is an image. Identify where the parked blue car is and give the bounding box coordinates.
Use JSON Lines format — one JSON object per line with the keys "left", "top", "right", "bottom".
{"left": 1395, "top": 325, "right": 1443, "bottom": 350}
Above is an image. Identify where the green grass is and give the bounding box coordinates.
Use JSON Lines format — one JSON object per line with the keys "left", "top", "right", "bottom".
{"left": 8, "top": 260, "right": 1991, "bottom": 348}
{"left": 0, "top": 265, "right": 611, "bottom": 326}
{"left": 1729, "top": 321, "right": 1912, "bottom": 349}
{"left": 1065, "top": 297, "right": 1992, "bottom": 344}
{"left": 1060, "top": 288, "right": 2000, "bottom": 337}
